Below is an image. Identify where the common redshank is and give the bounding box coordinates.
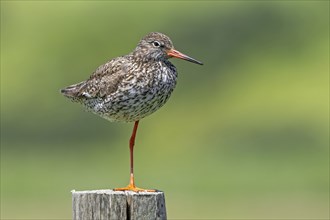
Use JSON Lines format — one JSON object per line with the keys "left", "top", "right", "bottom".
{"left": 61, "top": 32, "right": 203, "bottom": 192}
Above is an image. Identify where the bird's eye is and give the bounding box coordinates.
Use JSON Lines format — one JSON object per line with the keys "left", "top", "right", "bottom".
{"left": 152, "top": 41, "right": 161, "bottom": 47}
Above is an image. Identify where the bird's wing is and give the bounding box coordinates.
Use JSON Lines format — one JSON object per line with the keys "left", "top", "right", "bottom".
{"left": 61, "top": 56, "right": 129, "bottom": 99}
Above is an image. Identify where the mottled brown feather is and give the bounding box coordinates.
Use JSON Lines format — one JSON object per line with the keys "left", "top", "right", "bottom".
{"left": 61, "top": 56, "right": 128, "bottom": 99}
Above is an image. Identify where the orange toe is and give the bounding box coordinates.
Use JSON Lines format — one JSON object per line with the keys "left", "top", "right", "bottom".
{"left": 114, "top": 184, "right": 155, "bottom": 192}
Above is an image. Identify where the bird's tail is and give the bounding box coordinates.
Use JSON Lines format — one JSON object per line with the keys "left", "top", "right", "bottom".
{"left": 60, "top": 81, "right": 86, "bottom": 98}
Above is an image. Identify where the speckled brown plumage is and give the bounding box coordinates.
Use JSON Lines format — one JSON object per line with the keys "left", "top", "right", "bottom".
{"left": 61, "top": 32, "right": 202, "bottom": 122}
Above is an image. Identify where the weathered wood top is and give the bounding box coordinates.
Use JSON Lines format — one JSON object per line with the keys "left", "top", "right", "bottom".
{"left": 72, "top": 189, "right": 166, "bottom": 220}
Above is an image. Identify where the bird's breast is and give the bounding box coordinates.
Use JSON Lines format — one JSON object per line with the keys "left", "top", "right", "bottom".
{"left": 126, "top": 61, "right": 177, "bottom": 92}
{"left": 89, "top": 61, "right": 178, "bottom": 122}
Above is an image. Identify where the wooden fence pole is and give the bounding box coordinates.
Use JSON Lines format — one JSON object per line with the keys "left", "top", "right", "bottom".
{"left": 72, "top": 189, "right": 167, "bottom": 220}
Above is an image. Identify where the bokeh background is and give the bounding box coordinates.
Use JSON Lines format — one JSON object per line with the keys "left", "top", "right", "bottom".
{"left": 1, "top": 1, "right": 329, "bottom": 219}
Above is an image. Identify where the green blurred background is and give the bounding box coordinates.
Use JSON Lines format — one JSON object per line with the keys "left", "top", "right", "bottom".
{"left": 1, "top": 1, "right": 329, "bottom": 219}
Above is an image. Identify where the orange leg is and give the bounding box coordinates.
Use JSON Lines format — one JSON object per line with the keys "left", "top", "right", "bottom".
{"left": 114, "top": 121, "right": 155, "bottom": 192}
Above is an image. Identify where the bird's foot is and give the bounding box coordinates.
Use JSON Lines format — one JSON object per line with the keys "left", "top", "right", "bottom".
{"left": 114, "top": 184, "right": 155, "bottom": 192}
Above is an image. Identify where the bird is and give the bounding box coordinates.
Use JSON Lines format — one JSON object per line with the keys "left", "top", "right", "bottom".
{"left": 60, "top": 32, "right": 203, "bottom": 192}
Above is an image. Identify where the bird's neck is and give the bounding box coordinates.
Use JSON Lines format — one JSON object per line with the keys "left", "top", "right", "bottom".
{"left": 130, "top": 52, "right": 164, "bottom": 65}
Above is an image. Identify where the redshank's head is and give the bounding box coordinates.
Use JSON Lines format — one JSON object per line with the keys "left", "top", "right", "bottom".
{"left": 135, "top": 32, "right": 203, "bottom": 65}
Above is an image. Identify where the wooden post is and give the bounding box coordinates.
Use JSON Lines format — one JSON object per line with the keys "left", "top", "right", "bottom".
{"left": 72, "top": 189, "right": 167, "bottom": 220}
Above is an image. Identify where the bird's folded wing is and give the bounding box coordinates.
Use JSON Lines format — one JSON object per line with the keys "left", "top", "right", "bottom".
{"left": 62, "top": 56, "right": 129, "bottom": 99}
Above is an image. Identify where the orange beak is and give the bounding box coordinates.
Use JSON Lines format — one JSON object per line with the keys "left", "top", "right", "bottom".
{"left": 167, "top": 49, "right": 203, "bottom": 65}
